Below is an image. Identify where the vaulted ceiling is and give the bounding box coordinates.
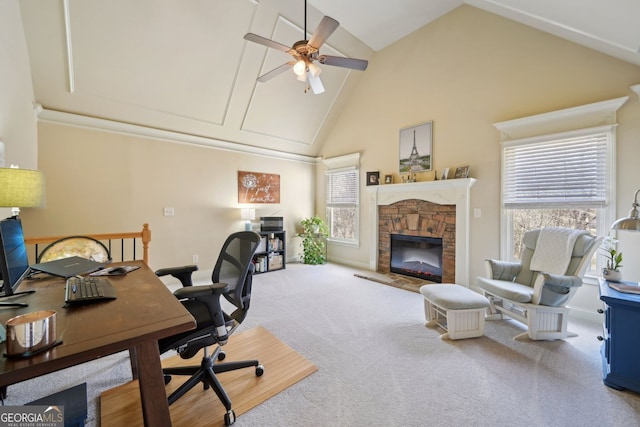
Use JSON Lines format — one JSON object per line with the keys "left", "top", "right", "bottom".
{"left": 19, "top": 0, "right": 640, "bottom": 158}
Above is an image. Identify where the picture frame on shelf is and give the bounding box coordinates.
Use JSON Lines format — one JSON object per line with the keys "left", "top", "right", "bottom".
{"left": 384, "top": 174, "right": 393, "bottom": 184}
{"left": 454, "top": 166, "right": 470, "bottom": 179}
{"left": 440, "top": 168, "right": 450, "bottom": 180}
{"left": 366, "top": 171, "right": 380, "bottom": 186}
{"left": 399, "top": 121, "right": 432, "bottom": 174}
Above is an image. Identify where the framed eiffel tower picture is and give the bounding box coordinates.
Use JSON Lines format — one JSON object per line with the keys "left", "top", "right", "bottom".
{"left": 399, "top": 121, "right": 432, "bottom": 174}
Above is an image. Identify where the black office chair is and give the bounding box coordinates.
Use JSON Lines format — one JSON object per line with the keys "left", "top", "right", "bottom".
{"left": 155, "top": 231, "right": 263, "bottom": 426}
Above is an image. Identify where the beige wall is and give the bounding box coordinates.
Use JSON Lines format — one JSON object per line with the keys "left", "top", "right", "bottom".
{"left": 0, "top": 0, "right": 38, "bottom": 217}
{"left": 319, "top": 6, "right": 640, "bottom": 317}
{"left": 20, "top": 122, "right": 316, "bottom": 276}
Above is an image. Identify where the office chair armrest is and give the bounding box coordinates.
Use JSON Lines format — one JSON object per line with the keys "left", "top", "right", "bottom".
{"left": 173, "top": 282, "right": 229, "bottom": 300}
{"left": 155, "top": 265, "right": 198, "bottom": 287}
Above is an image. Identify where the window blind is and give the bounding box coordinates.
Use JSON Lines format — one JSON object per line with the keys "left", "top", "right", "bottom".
{"left": 326, "top": 168, "right": 358, "bottom": 206}
{"left": 503, "top": 132, "right": 609, "bottom": 208}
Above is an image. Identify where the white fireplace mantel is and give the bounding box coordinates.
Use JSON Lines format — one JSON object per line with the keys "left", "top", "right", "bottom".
{"left": 366, "top": 178, "right": 477, "bottom": 286}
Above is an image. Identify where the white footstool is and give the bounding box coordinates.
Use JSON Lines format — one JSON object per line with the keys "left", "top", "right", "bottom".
{"left": 420, "top": 284, "right": 490, "bottom": 340}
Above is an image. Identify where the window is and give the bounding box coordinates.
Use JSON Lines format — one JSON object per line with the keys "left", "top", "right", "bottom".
{"left": 503, "top": 129, "right": 611, "bottom": 267}
{"left": 495, "top": 97, "right": 627, "bottom": 274}
{"left": 323, "top": 153, "right": 360, "bottom": 245}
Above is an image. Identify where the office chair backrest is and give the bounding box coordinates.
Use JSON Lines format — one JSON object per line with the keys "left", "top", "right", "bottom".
{"left": 212, "top": 231, "right": 261, "bottom": 322}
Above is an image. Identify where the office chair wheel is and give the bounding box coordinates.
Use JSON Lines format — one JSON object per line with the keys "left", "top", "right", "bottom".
{"left": 224, "top": 409, "right": 236, "bottom": 426}
{"left": 218, "top": 350, "right": 226, "bottom": 361}
{"left": 256, "top": 365, "right": 265, "bottom": 376}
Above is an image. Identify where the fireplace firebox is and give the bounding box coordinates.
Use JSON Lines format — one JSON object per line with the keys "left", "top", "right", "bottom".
{"left": 390, "top": 234, "right": 443, "bottom": 282}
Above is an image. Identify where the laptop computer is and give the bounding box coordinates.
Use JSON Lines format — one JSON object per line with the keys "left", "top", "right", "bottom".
{"left": 30, "top": 256, "right": 106, "bottom": 278}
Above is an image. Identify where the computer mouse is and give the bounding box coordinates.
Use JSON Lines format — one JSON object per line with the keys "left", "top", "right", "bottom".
{"left": 110, "top": 267, "right": 127, "bottom": 275}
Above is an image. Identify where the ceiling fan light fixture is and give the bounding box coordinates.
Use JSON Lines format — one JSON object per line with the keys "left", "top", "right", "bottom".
{"left": 293, "top": 60, "right": 306, "bottom": 76}
{"left": 308, "top": 62, "right": 321, "bottom": 78}
{"left": 296, "top": 72, "right": 307, "bottom": 82}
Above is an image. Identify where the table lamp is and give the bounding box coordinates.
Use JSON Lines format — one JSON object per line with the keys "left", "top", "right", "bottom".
{"left": 611, "top": 189, "right": 640, "bottom": 231}
{"left": 0, "top": 166, "right": 45, "bottom": 218}
{"left": 240, "top": 208, "right": 255, "bottom": 231}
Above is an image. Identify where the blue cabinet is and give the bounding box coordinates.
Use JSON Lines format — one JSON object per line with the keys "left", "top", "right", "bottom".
{"left": 599, "top": 279, "right": 640, "bottom": 393}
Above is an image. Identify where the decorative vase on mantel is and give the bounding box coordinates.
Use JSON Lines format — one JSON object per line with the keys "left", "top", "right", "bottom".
{"left": 603, "top": 268, "right": 622, "bottom": 282}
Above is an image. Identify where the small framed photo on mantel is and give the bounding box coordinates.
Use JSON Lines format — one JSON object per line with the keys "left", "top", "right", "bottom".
{"left": 440, "top": 168, "right": 450, "bottom": 180}
{"left": 454, "top": 166, "right": 470, "bottom": 179}
{"left": 366, "top": 171, "right": 380, "bottom": 186}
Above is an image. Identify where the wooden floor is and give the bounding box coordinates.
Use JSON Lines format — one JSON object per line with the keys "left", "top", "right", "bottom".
{"left": 100, "top": 326, "right": 318, "bottom": 426}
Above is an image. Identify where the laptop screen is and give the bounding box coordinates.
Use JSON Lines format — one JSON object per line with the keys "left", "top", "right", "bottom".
{"left": 0, "top": 218, "right": 31, "bottom": 296}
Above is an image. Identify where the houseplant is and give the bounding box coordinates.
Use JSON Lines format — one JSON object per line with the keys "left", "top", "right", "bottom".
{"left": 601, "top": 235, "right": 623, "bottom": 282}
{"left": 299, "top": 216, "right": 329, "bottom": 265}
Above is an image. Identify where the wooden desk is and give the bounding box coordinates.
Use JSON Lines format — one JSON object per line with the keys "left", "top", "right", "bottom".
{"left": 0, "top": 261, "right": 195, "bottom": 427}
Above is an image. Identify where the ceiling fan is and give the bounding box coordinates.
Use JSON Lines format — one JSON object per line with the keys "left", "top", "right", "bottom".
{"left": 243, "top": 1, "right": 368, "bottom": 94}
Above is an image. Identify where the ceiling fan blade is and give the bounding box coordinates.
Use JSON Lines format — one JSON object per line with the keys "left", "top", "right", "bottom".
{"left": 308, "top": 72, "right": 325, "bottom": 95}
{"left": 319, "top": 55, "right": 368, "bottom": 71}
{"left": 244, "top": 33, "right": 291, "bottom": 53}
{"left": 257, "top": 62, "right": 294, "bottom": 82}
{"left": 308, "top": 16, "right": 339, "bottom": 49}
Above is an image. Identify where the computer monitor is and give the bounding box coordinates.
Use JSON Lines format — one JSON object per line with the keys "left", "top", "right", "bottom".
{"left": 0, "top": 217, "right": 32, "bottom": 298}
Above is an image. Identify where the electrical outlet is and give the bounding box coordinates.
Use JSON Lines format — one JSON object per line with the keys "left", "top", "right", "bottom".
{"left": 474, "top": 208, "right": 481, "bottom": 218}
{"left": 163, "top": 207, "right": 175, "bottom": 217}
{"left": 192, "top": 255, "right": 198, "bottom": 263}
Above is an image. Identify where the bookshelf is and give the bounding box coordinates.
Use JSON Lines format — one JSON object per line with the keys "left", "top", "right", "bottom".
{"left": 253, "top": 231, "right": 286, "bottom": 274}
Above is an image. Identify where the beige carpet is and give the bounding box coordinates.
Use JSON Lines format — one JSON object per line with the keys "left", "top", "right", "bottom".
{"left": 100, "top": 326, "right": 317, "bottom": 426}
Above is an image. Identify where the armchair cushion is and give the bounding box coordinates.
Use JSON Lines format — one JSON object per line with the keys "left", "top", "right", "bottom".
{"left": 476, "top": 277, "right": 534, "bottom": 303}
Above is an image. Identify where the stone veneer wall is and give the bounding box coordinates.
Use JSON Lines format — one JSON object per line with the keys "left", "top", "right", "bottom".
{"left": 377, "top": 199, "right": 456, "bottom": 284}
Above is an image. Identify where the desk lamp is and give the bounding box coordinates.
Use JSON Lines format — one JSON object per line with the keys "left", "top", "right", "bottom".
{"left": 611, "top": 189, "right": 640, "bottom": 231}
{"left": 0, "top": 166, "right": 44, "bottom": 307}
{"left": 0, "top": 166, "right": 45, "bottom": 218}
{"left": 240, "top": 208, "right": 255, "bottom": 231}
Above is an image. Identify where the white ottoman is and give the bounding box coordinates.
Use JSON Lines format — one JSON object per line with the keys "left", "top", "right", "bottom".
{"left": 420, "top": 284, "right": 490, "bottom": 340}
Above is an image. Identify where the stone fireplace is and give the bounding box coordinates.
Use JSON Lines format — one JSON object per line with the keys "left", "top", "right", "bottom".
{"left": 366, "top": 179, "right": 476, "bottom": 286}
{"left": 382, "top": 201, "right": 454, "bottom": 283}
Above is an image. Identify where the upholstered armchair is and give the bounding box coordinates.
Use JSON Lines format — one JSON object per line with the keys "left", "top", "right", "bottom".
{"left": 476, "top": 228, "right": 602, "bottom": 340}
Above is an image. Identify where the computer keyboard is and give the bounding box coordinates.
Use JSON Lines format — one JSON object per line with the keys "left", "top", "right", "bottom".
{"left": 65, "top": 276, "right": 117, "bottom": 305}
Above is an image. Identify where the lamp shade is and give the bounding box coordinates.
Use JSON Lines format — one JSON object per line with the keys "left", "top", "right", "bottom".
{"left": 611, "top": 189, "right": 640, "bottom": 231}
{"left": 240, "top": 208, "right": 255, "bottom": 221}
{"left": 0, "top": 168, "right": 45, "bottom": 208}
{"left": 611, "top": 217, "right": 640, "bottom": 231}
